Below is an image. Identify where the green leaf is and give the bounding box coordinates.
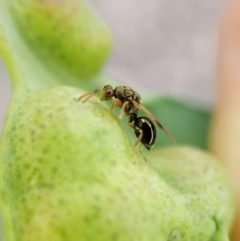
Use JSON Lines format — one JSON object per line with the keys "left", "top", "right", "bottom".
{"left": 145, "top": 97, "right": 211, "bottom": 149}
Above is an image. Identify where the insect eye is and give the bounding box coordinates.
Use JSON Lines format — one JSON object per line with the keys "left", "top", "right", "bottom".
{"left": 105, "top": 88, "right": 113, "bottom": 97}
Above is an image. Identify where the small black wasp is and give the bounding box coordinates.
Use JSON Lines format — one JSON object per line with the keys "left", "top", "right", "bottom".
{"left": 78, "top": 85, "right": 175, "bottom": 161}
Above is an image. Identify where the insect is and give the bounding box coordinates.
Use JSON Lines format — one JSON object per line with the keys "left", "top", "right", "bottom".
{"left": 78, "top": 85, "right": 175, "bottom": 161}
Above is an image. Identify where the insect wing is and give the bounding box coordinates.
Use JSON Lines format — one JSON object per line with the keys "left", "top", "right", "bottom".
{"left": 132, "top": 100, "right": 175, "bottom": 143}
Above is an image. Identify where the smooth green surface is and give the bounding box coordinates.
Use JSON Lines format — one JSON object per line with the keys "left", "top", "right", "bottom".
{"left": 0, "top": 0, "right": 235, "bottom": 240}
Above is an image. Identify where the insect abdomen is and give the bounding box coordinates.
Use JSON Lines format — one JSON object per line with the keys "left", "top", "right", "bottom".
{"left": 134, "top": 117, "right": 156, "bottom": 150}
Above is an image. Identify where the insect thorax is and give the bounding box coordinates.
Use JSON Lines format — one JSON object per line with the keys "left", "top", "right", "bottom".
{"left": 114, "top": 86, "right": 141, "bottom": 120}
{"left": 114, "top": 86, "right": 141, "bottom": 103}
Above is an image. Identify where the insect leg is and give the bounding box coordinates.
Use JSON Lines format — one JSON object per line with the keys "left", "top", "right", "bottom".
{"left": 133, "top": 130, "right": 142, "bottom": 150}
{"left": 118, "top": 101, "right": 129, "bottom": 120}
{"left": 139, "top": 143, "right": 147, "bottom": 162}
{"left": 132, "top": 129, "right": 144, "bottom": 163}
{"left": 102, "top": 96, "right": 118, "bottom": 117}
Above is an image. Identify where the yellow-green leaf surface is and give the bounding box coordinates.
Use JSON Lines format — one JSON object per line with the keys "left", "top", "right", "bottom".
{"left": 0, "top": 0, "right": 235, "bottom": 241}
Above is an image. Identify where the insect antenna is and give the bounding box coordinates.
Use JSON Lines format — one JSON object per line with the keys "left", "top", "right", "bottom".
{"left": 78, "top": 90, "right": 99, "bottom": 103}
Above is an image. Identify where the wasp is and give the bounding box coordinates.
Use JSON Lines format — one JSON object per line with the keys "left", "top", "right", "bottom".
{"left": 78, "top": 85, "right": 175, "bottom": 161}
